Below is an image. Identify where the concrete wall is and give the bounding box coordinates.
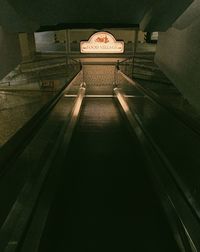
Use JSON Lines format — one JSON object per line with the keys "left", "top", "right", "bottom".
{"left": 155, "top": 3, "right": 200, "bottom": 111}
{"left": 19, "top": 33, "right": 36, "bottom": 61}
{"left": 68, "top": 29, "right": 135, "bottom": 43}
{"left": 35, "top": 29, "right": 136, "bottom": 45}
{"left": 34, "top": 31, "right": 55, "bottom": 44}
{"left": 0, "top": 26, "right": 21, "bottom": 80}
{"left": 138, "top": 31, "right": 145, "bottom": 43}
{"left": 34, "top": 29, "right": 138, "bottom": 53}
{"left": 140, "top": 0, "right": 193, "bottom": 32}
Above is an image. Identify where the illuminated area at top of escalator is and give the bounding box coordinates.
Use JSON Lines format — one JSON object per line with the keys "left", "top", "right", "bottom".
{"left": 80, "top": 31, "right": 124, "bottom": 53}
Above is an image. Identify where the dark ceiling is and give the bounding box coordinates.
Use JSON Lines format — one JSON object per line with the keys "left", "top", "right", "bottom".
{"left": 0, "top": 0, "right": 193, "bottom": 32}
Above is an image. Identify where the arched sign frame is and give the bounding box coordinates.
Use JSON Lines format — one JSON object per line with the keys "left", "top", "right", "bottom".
{"left": 80, "top": 31, "right": 124, "bottom": 54}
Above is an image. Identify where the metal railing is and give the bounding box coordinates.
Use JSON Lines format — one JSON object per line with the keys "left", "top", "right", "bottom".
{"left": 0, "top": 80, "right": 86, "bottom": 252}
{"left": 0, "top": 81, "right": 11, "bottom": 86}
{"left": 114, "top": 85, "right": 200, "bottom": 252}
{"left": 116, "top": 58, "right": 134, "bottom": 80}
{"left": 0, "top": 57, "right": 81, "bottom": 89}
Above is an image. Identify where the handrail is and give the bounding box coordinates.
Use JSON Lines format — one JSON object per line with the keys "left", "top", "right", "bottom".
{"left": 0, "top": 81, "right": 10, "bottom": 86}
{"left": 68, "top": 57, "right": 80, "bottom": 64}
{"left": 118, "top": 57, "right": 133, "bottom": 64}
{"left": 0, "top": 69, "right": 82, "bottom": 175}
{"left": 62, "top": 82, "right": 85, "bottom": 143}
{"left": 114, "top": 86, "right": 200, "bottom": 251}
{"left": 119, "top": 70, "right": 200, "bottom": 136}
{"left": 118, "top": 71, "right": 200, "bottom": 219}
{"left": 119, "top": 57, "right": 133, "bottom": 64}
{"left": 0, "top": 82, "right": 86, "bottom": 252}
{"left": 20, "top": 56, "right": 81, "bottom": 73}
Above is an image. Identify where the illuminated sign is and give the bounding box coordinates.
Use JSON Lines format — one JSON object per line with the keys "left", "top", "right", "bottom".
{"left": 80, "top": 32, "right": 124, "bottom": 54}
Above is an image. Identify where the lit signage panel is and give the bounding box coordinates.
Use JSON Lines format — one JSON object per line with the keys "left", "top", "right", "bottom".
{"left": 80, "top": 32, "right": 124, "bottom": 54}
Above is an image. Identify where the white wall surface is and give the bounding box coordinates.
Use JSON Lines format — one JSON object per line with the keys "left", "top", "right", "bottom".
{"left": 155, "top": 1, "right": 200, "bottom": 111}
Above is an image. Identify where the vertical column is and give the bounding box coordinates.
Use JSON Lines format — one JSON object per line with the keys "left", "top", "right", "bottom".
{"left": 19, "top": 33, "right": 36, "bottom": 62}
{"left": 132, "top": 29, "right": 139, "bottom": 77}
{"left": 65, "top": 29, "right": 71, "bottom": 64}
{"left": 0, "top": 26, "right": 21, "bottom": 80}
{"left": 65, "top": 29, "right": 71, "bottom": 59}
{"left": 133, "top": 29, "right": 139, "bottom": 56}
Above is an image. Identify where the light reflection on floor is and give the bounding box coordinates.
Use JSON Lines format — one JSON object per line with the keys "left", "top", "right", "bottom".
{"left": 0, "top": 91, "right": 53, "bottom": 146}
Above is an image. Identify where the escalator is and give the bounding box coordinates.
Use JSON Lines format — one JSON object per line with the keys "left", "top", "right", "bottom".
{"left": 36, "top": 98, "right": 179, "bottom": 251}
{"left": 0, "top": 62, "right": 199, "bottom": 252}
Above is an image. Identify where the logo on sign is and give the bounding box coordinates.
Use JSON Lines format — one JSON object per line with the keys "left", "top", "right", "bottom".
{"left": 80, "top": 32, "right": 124, "bottom": 54}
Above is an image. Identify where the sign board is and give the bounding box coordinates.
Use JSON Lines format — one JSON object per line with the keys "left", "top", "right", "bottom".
{"left": 80, "top": 32, "right": 124, "bottom": 54}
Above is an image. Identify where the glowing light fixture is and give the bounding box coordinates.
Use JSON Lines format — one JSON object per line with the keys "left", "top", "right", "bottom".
{"left": 80, "top": 32, "right": 124, "bottom": 54}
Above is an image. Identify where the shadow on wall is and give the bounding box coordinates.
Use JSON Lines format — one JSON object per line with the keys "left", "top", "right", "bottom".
{"left": 0, "top": 26, "right": 21, "bottom": 80}
{"left": 155, "top": 4, "right": 200, "bottom": 112}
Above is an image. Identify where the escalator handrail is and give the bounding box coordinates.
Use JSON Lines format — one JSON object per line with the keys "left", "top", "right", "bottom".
{"left": 114, "top": 86, "right": 200, "bottom": 251}
{"left": 0, "top": 83, "right": 86, "bottom": 252}
{"left": 118, "top": 70, "right": 200, "bottom": 136}
{"left": 0, "top": 69, "right": 82, "bottom": 177}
